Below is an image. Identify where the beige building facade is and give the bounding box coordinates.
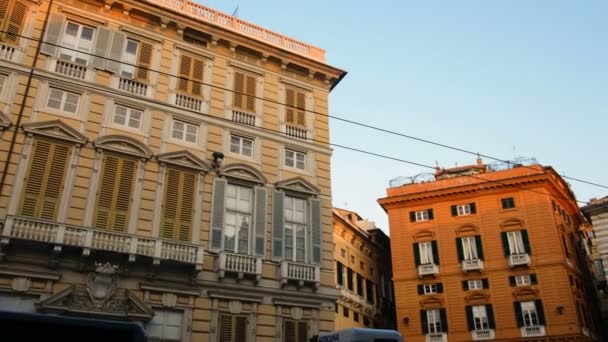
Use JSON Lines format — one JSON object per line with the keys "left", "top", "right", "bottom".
{"left": 332, "top": 208, "right": 396, "bottom": 331}
{"left": 0, "top": 0, "right": 345, "bottom": 341}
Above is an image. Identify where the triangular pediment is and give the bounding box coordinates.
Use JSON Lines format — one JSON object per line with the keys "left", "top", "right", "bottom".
{"left": 220, "top": 163, "right": 267, "bottom": 184}
{"left": 94, "top": 135, "right": 153, "bottom": 159}
{"left": 37, "top": 285, "right": 154, "bottom": 321}
{"left": 157, "top": 150, "right": 210, "bottom": 171}
{"left": 22, "top": 120, "right": 87, "bottom": 145}
{"left": 0, "top": 111, "right": 11, "bottom": 130}
{"left": 419, "top": 295, "right": 443, "bottom": 309}
{"left": 275, "top": 177, "right": 319, "bottom": 195}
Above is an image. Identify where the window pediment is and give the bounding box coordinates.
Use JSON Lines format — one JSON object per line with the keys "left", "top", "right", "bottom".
{"left": 419, "top": 295, "right": 443, "bottom": 309}
{"left": 275, "top": 177, "right": 319, "bottom": 195}
{"left": 501, "top": 218, "right": 524, "bottom": 230}
{"left": 220, "top": 163, "right": 266, "bottom": 184}
{"left": 22, "top": 120, "right": 87, "bottom": 145}
{"left": 455, "top": 224, "right": 479, "bottom": 236}
{"left": 157, "top": 150, "right": 210, "bottom": 172}
{"left": 0, "top": 111, "right": 10, "bottom": 130}
{"left": 512, "top": 286, "right": 538, "bottom": 300}
{"left": 413, "top": 230, "right": 435, "bottom": 242}
{"left": 464, "top": 291, "right": 490, "bottom": 305}
{"left": 93, "top": 135, "right": 152, "bottom": 159}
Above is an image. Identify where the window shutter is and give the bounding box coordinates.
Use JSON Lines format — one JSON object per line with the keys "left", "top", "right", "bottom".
{"left": 285, "top": 88, "right": 295, "bottom": 124}
{"left": 192, "top": 58, "right": 204, "bottom": 96}
{"left": 106, "top": 31, "right": 125, "bottom": 73}
{"left": 417, "top": 285, "right": 423, "bottom": 295}
{"left": 296, "top": 90, "right": 306, "bottom": 126}
{"left": 209, "top": 178, "right": 226, "bottom": 250}
{"left": 232, "top": 71, "right": 244, "bottom": 109}
{"left": 4, "top": 1, "right": 25, "bottom": 43}
{"left": 41, "top": 13, "right": 64, "bottom": 56}
{"left": 420, "top": 310, "right": 428, "bottom": 335}
{"left": 462, "top": 280, "right": 469, "bottom": 291}
{"left": 475, "top": 235, "right": 484, "bottom": 260}
{"left": 178, "top": 55, "right": 191, "bottom": 93}
{"left": 521, "top": 229, "right": 531, "bottom": 254}
{"left": 514, "top": 302, "right": 524, "bottom": 327}
{"left": 482, "top": 278, "right": 489, "bottom": 289}
{"left": 94, "top": 156, "right": 135, "bottom": 232}
{"left": 413, "top": 243, "right": 421, "bottom": 266}
{"left": 501, "top": 232, "right": 510, "bottom": 256}
{"left": 439, "top": 308, "right": 448, "bottom": 332}
{"left": 437, "top": 283, "right": 443, "bottom": 293}
{"left": 161, "top": 168, "right": 178, "bottom": 240}
{"left": 136, "top": 41, "right": 152, "bottom": 81}
{"left": 465, "top": 306, "right": 474, "bottom": 331}
{"left": 432, "top": 240, "right": 439, "bottom": 265}
{"left": 178, "top": 172, "right": 195, "bottom": 242}
{"left": 218, "top": 314, "right": 233, "bottom": 342}
{"left": 271, "top": 190, "right": 284, "bottom": 260}
{"left": 253, "top": 186, "right": 267, "bottom": 256}
{"left": 235, "top": 316, "right": 247, "bottom": 342}
{"left": 92, "top": 27, "right": 111, "bottom": 69}
{"left": 451, "top": 205, "right": 457, "bottom": 216}
{"left": 427, "top": 209, "right": 434, "bottom": 220}
{"left": 310, "top": 197, "right": 322, "bottom": 265}
{"left": 0, "top": 1, "right": 7, "bottom": 31}
{"left": 530, "top": 274, "right": 537, "bottom": 284}
{"left": 535, "top": 300, "right": 546, "bottom": 325}
{"left": 284, "top": 320, "right": 295, "bottom": 342}
{"left": 456, "top": 238, "right": 464, "bottom": 262}
{"left": 161, "top": 169, "right": 195, "bottom": 242}
{"left": 297, "top": 321, "right": 308, "bottom": 342}
{"left": 245, "top": 74, "right": 256, "bottom": 112}
{"left": 469, "top": 202, "right": 476, "bottom": 214}
{"left": 409, "top": 211, "right": 416, "bottom": 222}
{"left": 509, "top": 276, "right": 516, "bottom": 286}
{"left": 486, "top": 304, "right": 495, "bottom": 329}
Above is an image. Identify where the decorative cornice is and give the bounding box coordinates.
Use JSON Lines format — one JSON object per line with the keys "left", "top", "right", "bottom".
{"left": 275, "top": 176, "right": 319, "bottom": 195}
{"left": 208, "top": 290, "right": 264, "bottom": 303}
{"left": 157, "top": 150, "right": 210, "bottom": 172}
{"left": 93, "top": 134, "right": 153, "bottom": 159}
{"left": 22, "top": 120, "right": 88, "bottom": 145}
{"left": 220, "top": 162, "right": 267, "bottom": 184}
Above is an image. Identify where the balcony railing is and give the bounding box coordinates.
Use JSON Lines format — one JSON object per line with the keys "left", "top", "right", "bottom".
{"left": 461, "top": 258, "right": 484, "bottom": 272}
{"left": 418, "top": 263, "right": 439, "bottom": 276}
{"left": 54, "top": 60, "right": 87, "bottom": 80}
{"left": 0, "top": 43, "right": 17, "bottom": 61}
{"left": 508, "top": 253, "right": 530, "bottom": 267}
{"left": 175, "top": 93, "right": 203, "bottom": 112}
{"left": 425, "top": 333, "right": 447, "bottom": 342}
{"left": 118, "top": 77, "right": 148, "bottom": 96}
{"left": 280, "top": 260, "right": 320, "bottom": 288}
{"left": 231, "top": 109, "right": 256, "bottom": 126}
{"left": 285, "top": 125, "right": 307, "bottom": 141}
{"left": 1, "top": 216, "right": 203, "bottom": 271}
{"left": 472, "top": 329, "right": 495, "bottom": 340}
{"left": 521, "top": 325, "right": 545, "bottom": 337}
{"left": 216, "top": 251, "right": 262, "bottom": 282}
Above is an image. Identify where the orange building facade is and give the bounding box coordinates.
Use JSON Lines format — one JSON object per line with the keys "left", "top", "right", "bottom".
{"left": 378, "top": 159, "right": 601, "bottom": 342}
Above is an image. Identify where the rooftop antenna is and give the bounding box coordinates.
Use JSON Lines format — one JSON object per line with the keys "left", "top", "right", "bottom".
{"left": 232, "top": 2, "right": 239, "bottom": 16}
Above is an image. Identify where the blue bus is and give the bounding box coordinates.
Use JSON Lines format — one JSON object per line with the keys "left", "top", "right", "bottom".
{"left": 318, "top": 328, "right": 403, "bottom": 342}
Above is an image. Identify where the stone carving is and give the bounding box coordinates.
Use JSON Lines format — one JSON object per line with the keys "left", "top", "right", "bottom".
{"left": 291, "top": 307, "right": 303, "bottom": 320}
{"left": 228, "top": 300, "right": 242, "bottom": 314}
{"left": 11, "top": 277, "right": 31, "bottom": 292}
{"left": 162, "top": 293, "right": 178, "bottom": 308}
{"left": 86, "top": 262, "right": 119, "bottom": 308}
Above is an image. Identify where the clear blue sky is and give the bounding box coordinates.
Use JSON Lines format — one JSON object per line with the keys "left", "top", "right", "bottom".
{"left": 203, "top": 0, "right": 608, "bottom": 232}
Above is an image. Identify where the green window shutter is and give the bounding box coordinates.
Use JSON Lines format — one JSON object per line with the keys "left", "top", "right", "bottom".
{"left": 209, "top": 178, "right": 226, "bottom": 250}
{"left": 310, "top": 197, "right": 322, "bottom": 265}
{"left": 271, "top": 190, "right": 284, "bottom": 260}
{"left": 106, "top": 31, "right": 125, "bottom": 73}
{"left": 253, "top": 186, "right": 267, "bottom": 256}
{"left": 41, "top": 13, "right": 64, "bottom": 56}
{"left": 91, "top": 26, "right": 111, "bottom": 69}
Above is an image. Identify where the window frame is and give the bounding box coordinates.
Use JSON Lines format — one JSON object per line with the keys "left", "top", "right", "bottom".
{"left": 146, "top": 309, "right": 184, "bottom": 342}
{"left": 229, "top": 134, "right": 254, "bottom": 158}
{"left": 120, "top": 38, "right": 140, "bottom": 79}
{"left": 416, "top": 210, "right": 430, "bottom": 222}
{"left": 112, "top": 104, "right": 143, "bottom": 130}
{"left": 515, "top": 275, "right": 531, "bottom": 286}
{"left": 46, "top": 87, "right": 81, "bottom": 114}
{"left": 419, "top": 241, "right": 435, "bottom": 265}
{"left": 507, "top": 230, "right": 526, "bottom": 255}
{"left": 426, "top": 309, "right": 443, "bottom": 334}
{"left": 501, "top": 197, "right": 516, "bottom": 209}
{"left": 521, "top": 301, "right": 539, "bottom": 327}
{"left": 457, "top": 204, "right": 472, "bottom": 216}
{"left": 171, "top": 119, "right": 199, "bottom": 144}
{"left": 58, "top": 21, "right": 95, "bottom": 65}
{"left": 468, "top": 279, "right": 484, "bottom": 290}
{"left": 423, "top": 284, "right": 438, "bottom": 295}
{"left": 472, "top": 305, "right": 490, "bottom": 330}
{"left": 284, "top": 195, "right": 308, "bottom": 262}
{"left": 461, "top": 236, "right": 479, "bottom": 260}
{"left": 223, "top": 183, "right": 254, "bottom": 254}
{"left": 284, "top": 148, "right": 306, "bottom": 170}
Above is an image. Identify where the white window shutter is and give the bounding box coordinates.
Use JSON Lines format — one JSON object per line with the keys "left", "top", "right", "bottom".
{"left": 41, "top": 13, "right": 64, "bottom": 56}
{"left": 106, "top": 30, "right": 125, "bottom": 73}
{"left": 253, "top": 186, "right": 267, "bottom": 257}
{"left": 210, "top": 178, "right": 226, "bottom": 250}
{"left": 91, "top": 26, "right": 111, "bottom": 70}
{"left": 271, "top": 190, "right": 284, "bottom": 260}
{"left": 310, "top": 197, "right": 322, "bottom": 265}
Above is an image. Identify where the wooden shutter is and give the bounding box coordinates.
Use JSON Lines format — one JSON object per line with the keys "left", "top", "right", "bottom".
{"left": 310, "top": 197, "right": 322, "bottom": 264}
{"left": 232, "top": 71, "right": 244, "bottom": 109}
{"left": 437, "top": 283, "right": 443, "bottom": 293}
{"left": 482, "top": 278, "right": 489, "bottom": 288}
{"left": 427, "top": 208, "right": 434, "bottom": 220}
{"left": 284, "top": 320, "right": 295, "bottom": 342}
{"left": 535, "top": 300, "right": 546, "bottom": 325}
{"left": 218, "top": 314, "right": 232, "bottom": 342}
{"left": 218, "top": 314, "right": 248, "bottom": 342}
{"left": 136, "top": 41, "right": 152, "bottom": 81}
{"left": 285, "top": 88, "right": 295, "bottom": 124}
{"left": 161, "top": 168, "right": 195, "bottom": 242}
{"left": 296, "top": 91, "right": 305, "bottom": 126}
{"left": 509, "top": 276, "right": 516, "bottom": 286}
{"left": 521, "top": 229, "right": 531, "bottom": 254}
{"left": 409, "top": 211, "right": 416, "bottom": 222}
{"left": 486, "top": 304, "right": 496, "bottom": 329}
{"left": 271, "top": 190, "right": 284, "bottom": 260}
{"left": 106, "top": 31, "right": 125, "bottom": 73}
{"left": 210, "top": 178, "right": 226, "bottom": 250}
{"left": 501, "top": 232, "right": 510, "bottom": 256}
{"left": 514, "top": 302, "right": 524, "bottom": 327}
{"left": 92, "top": 27, "right": 111, "bottom": 69}
{"left": 94, "top": 155, "right": 136, "bottom": 232}
{"left": 178, "top": 54, "right": 191, "bottom": 93}
{"left": 234, "top": 316, "right": 247, "bottom": 342}
{"left": 439, "top": 308, "right": 448, "bottom": 332}
{"left": 253, "top": 186, "right": 267, "bottom": 256}
{"left": 451, "top": 205, "right": 458, "bottom": 216}
{"left": 20, "top": 140, "right": 70, "bottom": 220}
{"left": 192, "top": 58, "right": 204, "bottom": 96}
{"left": 475, "top": 235, "right": 484, "bottom": 259}
{"left": 465, "top": 306, "right": 474, "bottom": 331}
{"left": 530, "top": 274, "right": 537, "bottom": 284}
{"left": 413, "top": 243, "right": 421, "bottom": 266}
{"left": 431, "top": 240, "right": 439, "bottom": 265}
{"left": 296, "top": 321, "right": 307, "bottom": 342}
{"left": 40, "top": 13, "right": 64, "bottom": 55}
{"left": 469, "top": 202, "right": 477, "bottom": 214}
{"left": 456, "top": 237, "right": 464, "bottom": 261}
{"left": 420, "top": 310, "right": 428, "bottom": 334}
{"left": 4, "top": 0, "right": 25, "bottom": 43}
{"left": 245, "top": 74, "right": 255, "bottom": 111}
{"left": 285, "top": 87, "right": 306, "bottom": 127}
{"left": 462, "top": 280, "right": 469, "bottom": 291}
{"left": 417, "top": 285, "right": 424, "bottom": 295}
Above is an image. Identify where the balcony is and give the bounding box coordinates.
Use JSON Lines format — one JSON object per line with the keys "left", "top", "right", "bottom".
{"left": 425, "top": 333, "right": 447, "bottom": 342}
{"left": 175, "top": 93, "right": 203, "bottom": 112}
{"left": 231, "top": 109, "right": 256, "bottom": 126}
{"left": 1, "top": 216, "right": 203, "bottom": 271}
{"left": 280, "top": 260, "right": 320, "bottom": 289}
{"left": 54, "top": 59, "right": 87, "bottom": 80}
{"left": 472, "top": 329, "right": 495, "bottom": 341}
{"left": 418, "top": 263, "right": 439, "bottom": 277}
{"left": 508, "top": 253, "right": 530, "bottom": 267}
{"left": 461, "top": 258, "right": 484, "bottom": 272}
{"left": 118, "top": 77, "right": 148, "bottom": 96}
{"left": 0, "top": 42, "right": 18, "bottom": 61}
{"left": 285, "top": 125, "right": 307, "bottom": 141}
{"left": 216, "top": 251, "right": 262, "bottom": 282}
{"left": 521, "top": 325, "right": 545, "bottom": 337}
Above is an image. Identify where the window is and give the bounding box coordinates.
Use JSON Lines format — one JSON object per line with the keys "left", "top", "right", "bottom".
{"left": 172, "top": 120, "right": 198, "bottom": 143}
{"left": 285, "top": 149, "right": 306, "bottom": 170}
{"left": 363, "top": 317, "right": 370, "bottom": 327}
{"left": 284, "top": 196, "right": 307, "bottom": 262}
{"left": 366, "top": 279, "right": 375, "bottom": 304}
{"left": 466, "top": 305, "right": 495, "bottom": 331}
{"left": 502, "top": 230, "right": 530, "bottom": 255}
{"left": 119, "top": 38, "right": 152, "bottom": 81}
{"left": 336, "top": 262, "right": 344, "bottom": 286}
{"left": 457, "top": 236, "right": 483, "bottom": 261}
{"left": 341, "top": 248, "right": 346, "bottom": 258}
{"left": 410, "top": 209, "right": 434, "bottom": 222}
{"left": 501, "top": 197, "right": 516, "bottom": 209}
{"left": 113, "top": 104, "right": 142, "bottom": 129}
{"left": 510, "top": 274, "right": 537, "bottom": 287}
{"left": 360, "top": 261, "right": 364, "bottom": 270}
{"left": 415, "top": 241, "right": 438, "bottom": 265}
{"left": 0, "top": 74, "right": 7, "bottom": 96}
{"left": 517, "top": 301, "right": 545, "bottom": 327}
{"left": 356, "top": 274, "right": 363, "bottom": 296}
{"left": 353, "top": 312, "right": 359, "bottom": 322}
{"left": 347, "top": 267, "right": 354, "bottom": 291}
{"left": 94, "top": 155, "right": 136, "bottom": 232}
{"left": 421, "top": 309, "right": 446, "bottom": 334}
{"left": 230, "top": 135, "right": 253, "bottom": 157}
{"left": 177, "top": 54, "right": 205, "bottom": 96}
{"left": 283, "top": 320, "right": 307, "bottom": 342}
{"left": 467, "top": 279, "right": 484, "bottom": 290}
{"left": 19, "top": 140, "right": 70, "bottom": 220}
{"left": 59, "top": 22, "right": 94, "bottom": 65}
{"left": 343, "top": 307, "right": 349, "bottom": 317}
{"left": 160, "top": 168, "right": 196, "bottom": 242}
{"left": 233, "top": 70, "right": 256, "bottom": 112}
{"left": 147, "top": 310, "right": 183, "bottom": 342}
{"left": 419, "top": 284, "right": 437, "bottom": 295}
{"left": 224, "top": 184, "right": 253, "bottom": 253}
{"left": 0, "top": 1, "right": 27, "bottom": 44}
{"left": 218, "top": 314, "right": 247, "bottom": 342}
{"left": 46, "top": 88, "right": 80, "bottom": 114}
{"left": 285, "top": 86, "right": 306, "bottom": 127}
{"left": 452, "top": 203, "right": 476, "bottom": 216}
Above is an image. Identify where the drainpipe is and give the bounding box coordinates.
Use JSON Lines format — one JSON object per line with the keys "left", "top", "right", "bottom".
{"left": 0, "top": 0, "right": 54, "bottom": 202}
